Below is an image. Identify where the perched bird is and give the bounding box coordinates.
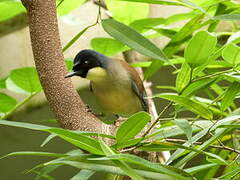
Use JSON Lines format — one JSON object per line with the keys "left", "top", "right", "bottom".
{"left": 65, "top": 49, "right": 148, "bottom": 121}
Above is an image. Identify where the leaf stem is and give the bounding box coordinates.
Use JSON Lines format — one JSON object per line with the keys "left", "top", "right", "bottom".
{"left": 0, "top": 92, "right": 38, "bottom": 120}
{"left": 192, "top": 69, "right": 233, "bottom": 82}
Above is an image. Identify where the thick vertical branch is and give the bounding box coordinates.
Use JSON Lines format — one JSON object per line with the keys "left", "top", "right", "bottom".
{"left": 21, "top": 0, "right": 113, "bottom": 133}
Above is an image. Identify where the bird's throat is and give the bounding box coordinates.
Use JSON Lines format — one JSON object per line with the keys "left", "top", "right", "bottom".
{"left": 86, "top": 67, "right": 108, "bottom": 83}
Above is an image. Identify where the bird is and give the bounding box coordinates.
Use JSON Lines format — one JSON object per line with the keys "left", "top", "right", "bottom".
{"left": 65, "top": 49, "right": 148, "bottom": 122}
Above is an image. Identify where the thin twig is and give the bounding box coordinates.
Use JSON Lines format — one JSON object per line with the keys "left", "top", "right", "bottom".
{"left": 142, "top": 102, "right": 173, "bottom": 138}
{"left": 165, "top": 138, "right": 240, "bottom": 154}
{"left": 192, "top": 69, "right": 233, "bottom": 82}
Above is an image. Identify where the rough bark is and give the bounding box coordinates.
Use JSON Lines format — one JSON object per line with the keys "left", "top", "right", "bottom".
{"left": 21, "top": 0, "right": 114, "bottom": 134}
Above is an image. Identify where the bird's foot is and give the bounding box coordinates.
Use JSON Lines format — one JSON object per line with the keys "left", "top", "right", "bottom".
{"left": 86, "top": 105, "right": 104, "bottom": 117}
{"left": 114, "top": 116, "right": 126, "bottom": 127}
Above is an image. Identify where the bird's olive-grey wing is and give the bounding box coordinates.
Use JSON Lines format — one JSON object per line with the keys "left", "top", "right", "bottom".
{"left": 131, "top": 81, "right": 149, "bottom": 112}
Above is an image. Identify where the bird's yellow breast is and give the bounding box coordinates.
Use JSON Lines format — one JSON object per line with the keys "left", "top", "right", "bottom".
{"left": 86, "top": 63, "right": 143, "bottom": 116}
{"left": 93, "top": 85, "right": 143, "bottom": 116}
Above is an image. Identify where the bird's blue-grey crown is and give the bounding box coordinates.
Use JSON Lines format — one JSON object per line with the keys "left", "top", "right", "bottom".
{"left": 65, "top": 49, "right": 108, "bottom": 78}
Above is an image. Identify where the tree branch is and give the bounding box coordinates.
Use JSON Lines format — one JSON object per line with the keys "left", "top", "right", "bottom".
{"left": 21, "top": 0, "right": 113, "bottom": 133}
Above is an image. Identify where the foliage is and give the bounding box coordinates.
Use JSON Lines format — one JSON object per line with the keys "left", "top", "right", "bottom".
{"left": 1, "top": 0, "right": 240, "bottom": 179}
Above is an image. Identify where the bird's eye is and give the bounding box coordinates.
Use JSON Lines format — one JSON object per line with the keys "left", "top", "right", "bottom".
{"left": 83, "top": 60, "right": 89, "bottom": 64}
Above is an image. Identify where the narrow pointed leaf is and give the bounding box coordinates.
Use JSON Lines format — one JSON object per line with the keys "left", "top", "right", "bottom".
{"left": 222, "top": 43, "right": 240, "bottom": 66}
{"left": 185, "top": 31, "right": 217, "bottom": 68}
{"left": 221, "top": 81, "right": 240, "bottom": 111}
{"left": 102, "top": 19, "right": 168, "bottom": 62}
{"left": 70, "top": 170, "right": 95, "bottom": 180}
{"left": 176, "top": 62, "right": 191, "bottom": 93}
{"left": 154, "top": 93, "right": 213, "bottom": 119}
{"left": 116, "top": 111, "right": 151, "bottom": 143}
{"left": 99, "top": 140, "right": 145, "bottom": 180}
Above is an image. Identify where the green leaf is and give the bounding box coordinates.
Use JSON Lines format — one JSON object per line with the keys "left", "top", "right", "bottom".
{"left": 176, "top": 62, "right": 191, "bottom": 93}
{"left": 49, "top": 160, "right": 172, "bottom": 180}
{"left": 174, "top": 115, "right": 240, "bottom": 167}
{"left": 57, "top": 0, "right": 86, "bottom": 15}
{"left": 91, "top": 38, "right": 128, "bottom": 56}
{"left": 99, "top": 140, "right": 145, "bottom": 180}
{"left": 165, "top": 12, "right": 197, "bottom": 25}
{"left": 6, "top": 67, "right": 42, "bottom": 94}
{"left": 185, "top": 31, "right": 217, "bottom": 68}
{"left": 70, "top": 170, "right": 95, "bottom": 180}
{"left": 185, "top": 163, "right": 218, "bottom": 174}
{"left": 154, "top": 93, "right": 213, "bottom": 119}
{"left": 218, "top": 124, "right": 240, "bottom": 129}
{"left": 139, "top": 141, "right": 227, "bottom": 166}
{"left": 144, "top": 59, "right": 164, "bottom": 80}
{"left": 0, "top": 93, "right": 17, "bottom": 113}
{"left": 91, "top": 154, "right": 192, "bottom": 180}
{"left": 174, "top": 119, "right": 192, "bottom": 141}
{"left": 41, "top": 134, "right": 57, "bottom": 147}
{"left": 221, "top": 81, "right": 240, "bottom": 111}
{"left": 206, "top": 156, "right": 227, "bottom": 165}
{"left": 0, "top": 120, "right": 105, "bottom": 155}
{"left": 213, "top": 14, "right": 240, "bottom": 21}
{"left": 105, "top": 0, "right": 149, "bottom": 25}
{"left": 222, "top": 43, "right": 240, "bottom": 66}
{"left": 0, "top": 78, "right": 6, "bottom": 89}
{"left": 116, "top": 111, "right": 151, "bottom": 143}
{"left": 181, "top": 77, "right": 217, "bottom": 97}
{"left": 48, "top": 128, "right": 104, "bottom": 155}
{"left": 163, "top": 14, "right": 205, "bottom": 56}
{"left": 102, "top": 19, "right": 168, "bottom": 62}
{"left": 1, "top": 151, "right": 66, "bottom": 160}
{"left": 130, "top": 18, "right": 165, "bottom": 33}
{"left": 0, "top": 1, "right": 25, "bottom": 21}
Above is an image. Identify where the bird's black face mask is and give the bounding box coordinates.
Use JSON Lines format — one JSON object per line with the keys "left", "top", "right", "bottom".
{"left": 65, "top": 50, "right": 104, "bottom": 79}
{"left": 65, "top": 61, "right": 87, "bottom": 78}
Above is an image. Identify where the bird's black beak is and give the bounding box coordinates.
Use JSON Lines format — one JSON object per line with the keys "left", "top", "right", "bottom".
{"left": 65, "top": 71, "right": 78, "bottom": 78}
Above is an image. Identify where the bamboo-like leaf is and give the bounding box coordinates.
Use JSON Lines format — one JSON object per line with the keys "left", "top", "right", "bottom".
{"left": 185, "top": 31, "right": 217, "bottom": 68}
{"left": 116, "top": 112, "right": 151, "bottom": 144}
{"left": 174, "top": 115, "right": 240, "bottom": 167}
{"left": 154, "top": 93, "right": 213, "bottom": 119}
{"left": 90, "top": 153, "right": 192, "bottom": 180}
{"left": 222, "top": 43, "right": 240, "bottom": 66}
{"left": 174, "top": 119, "right": 192, "bottom": 141}
{"left": 221, "top": 81, "right": 240, "bottom": 111}
{"left": 102, "top": 19, "right": 168, "bottom": 62}
{"left": 99, "top": 140, "right": 145, "bottom": 180}
{"left": 176, "top": 62, "right": 191, "bottom": 93}
{"left": 185, "top": 163, "right": 218, "bottom": 174}
{"left": 70, "top": 170, "right": 95, "bottom": 180}
{"left": 213, "top": 14, "right": 240, "bottom": 21}
{"left": 0, "top": 151, "right": 67, "bottom": 160}
{"left": 181, "top": 78, "right": 217, "bottom": 96}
